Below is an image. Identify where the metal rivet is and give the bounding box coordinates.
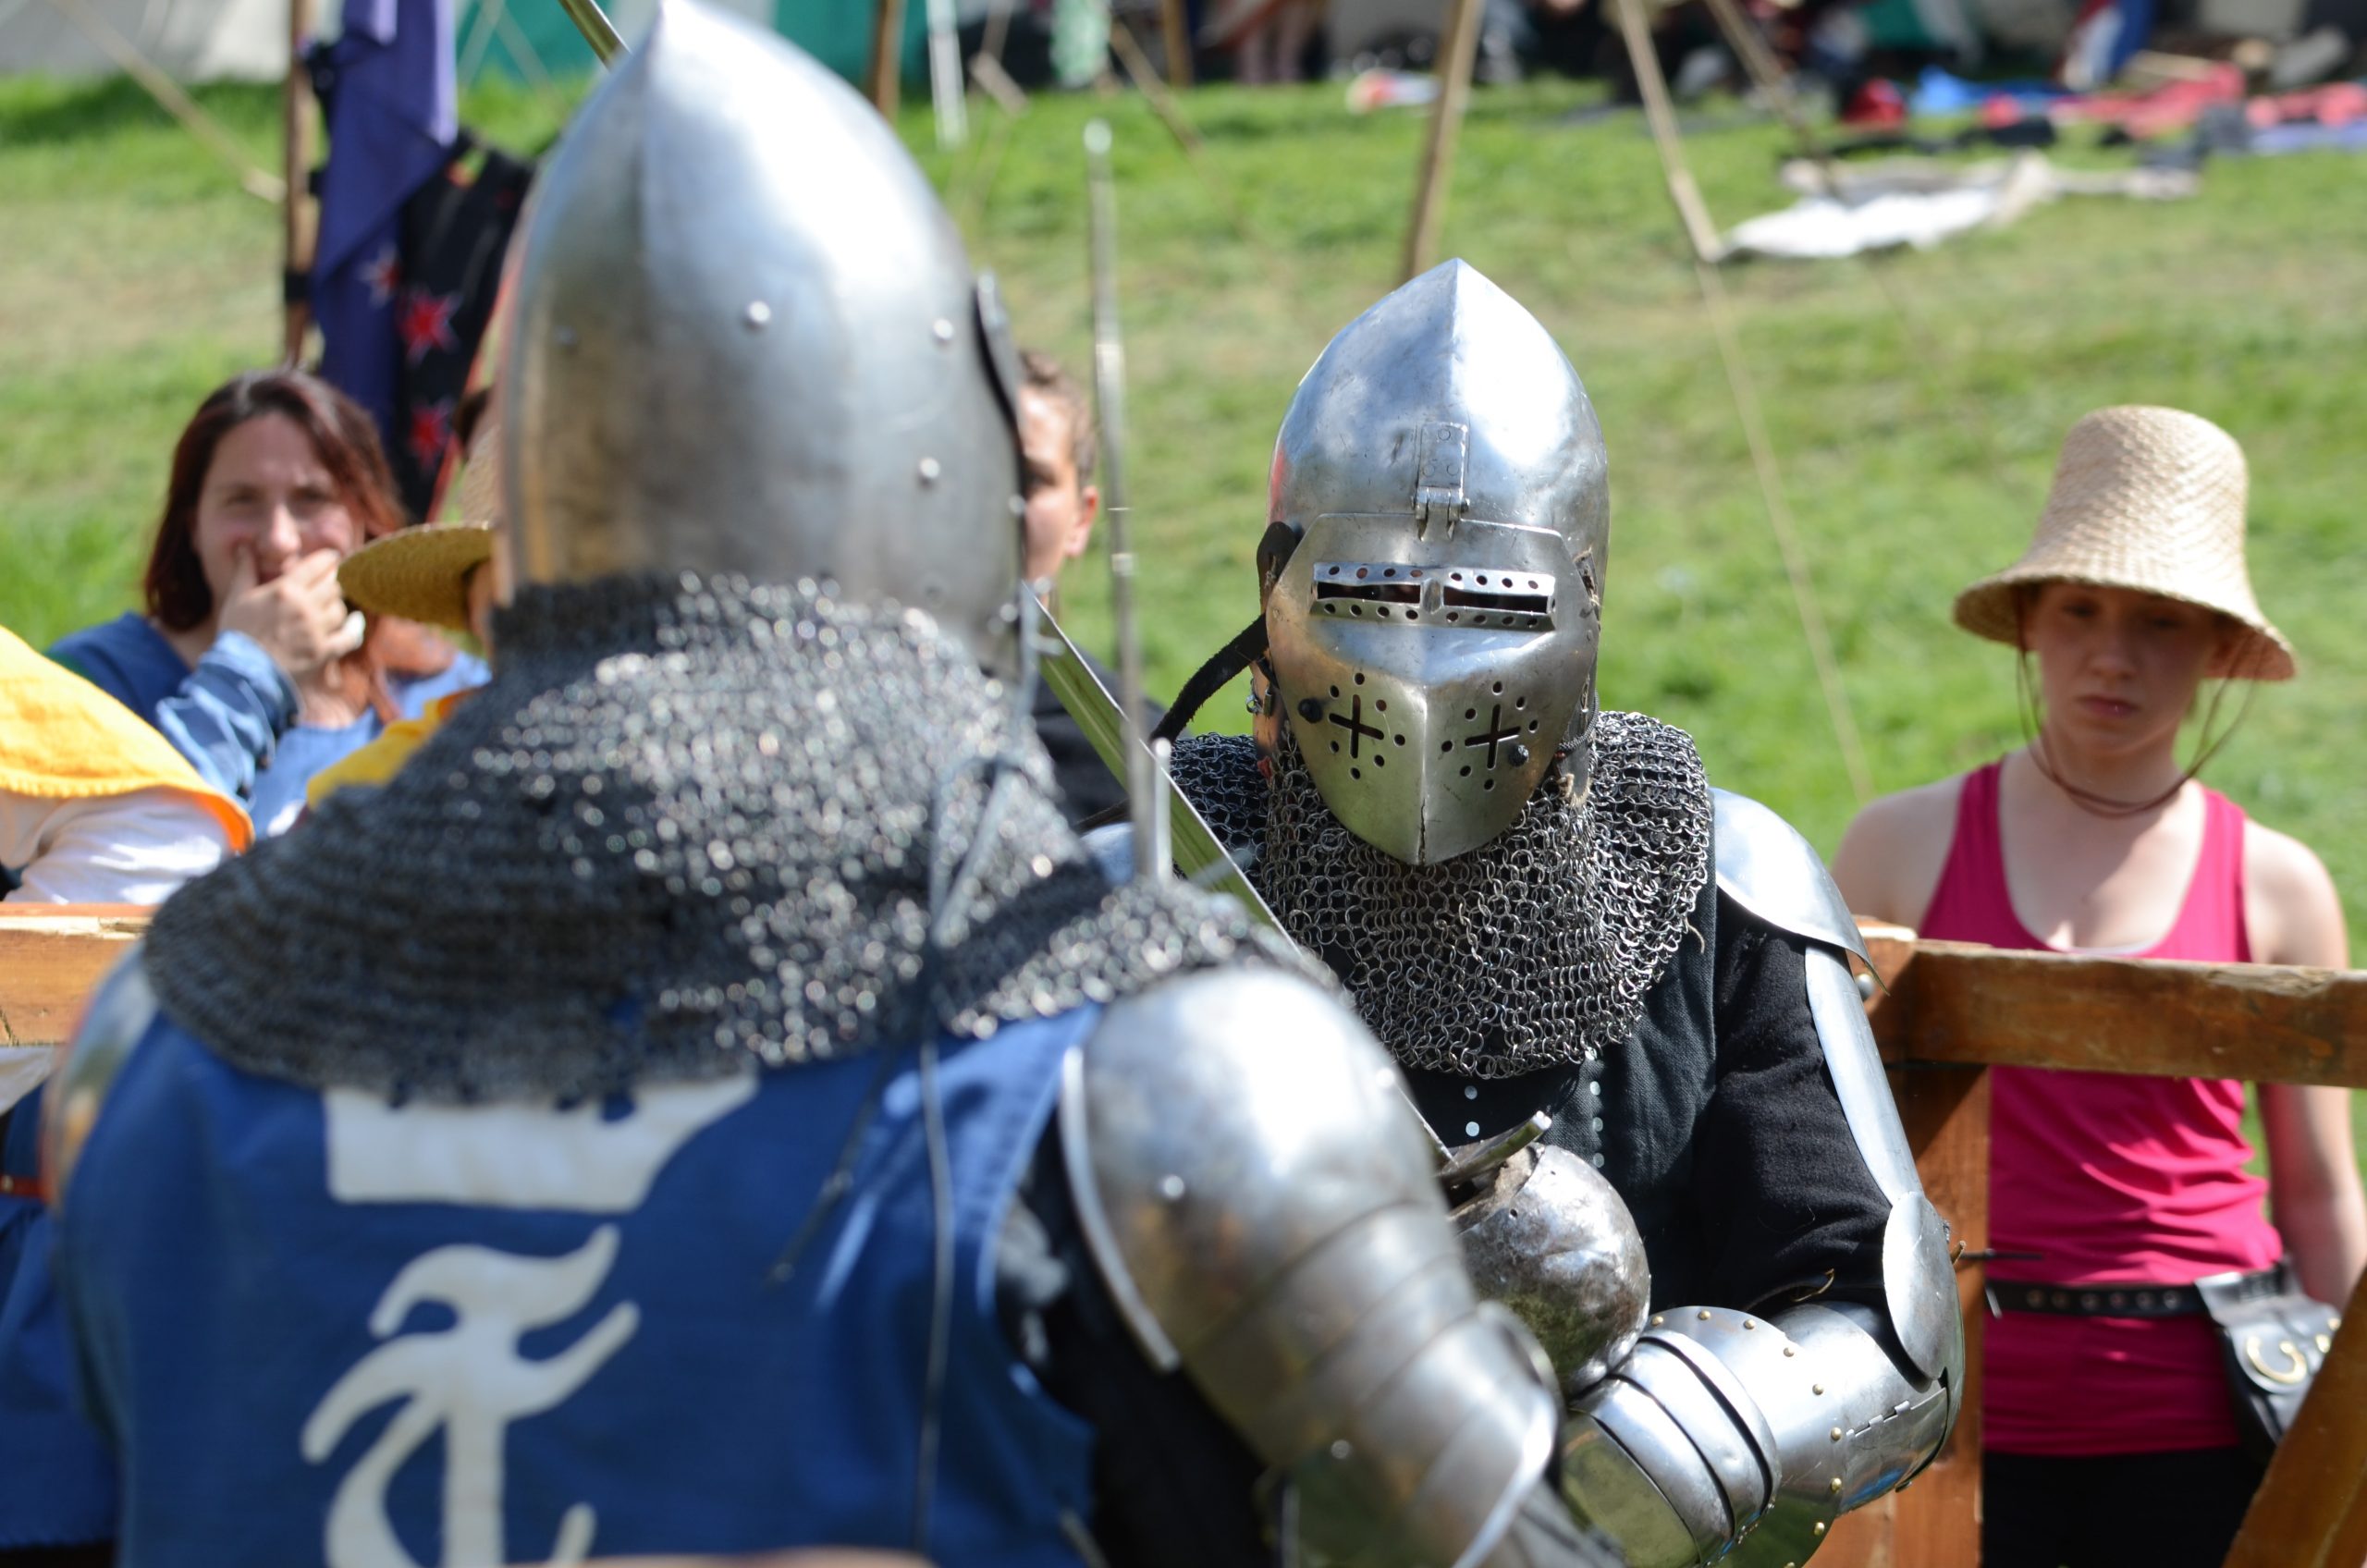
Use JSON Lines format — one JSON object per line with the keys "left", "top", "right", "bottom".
{"left": 1298, "top": 698, "right": 1325, "bottom": 722}
{"left": 1590, "top": 1080, "right": 1602, "bottom": 1096}
{"left": 917, "top": 457, "right": 942, "bottom": 485}
{"left": 1651, "top": 1316, "right": 1665, "bottom": 1327}
{"left": 1465, "top": 1121, "right": 1480, "bottom": 1137}
{"left": 1743, "top": 1319, "right": 1756, "bottom": 1330}
{"left": 1830, "top": 1427, "right": 1843, "bottom": 1441}
{"left": 742, "top": 300, "right": 772, "bottom": 329}
{"left": 1783, "top": 1346, "right": 1797, "bottom": 1357}
{"left": 1506, "top": 742, "right": 1530, "bottom": 767}
{"left": 1590, "top": 1154, "right": 1604, "bottom": 1168}
{"left": 1330, "top": 1439, "right": 1352, "bottom": 1460}
{"left": 1463, "top": 1085, "right": 1478, "bottom": 1100}
{"left": 1813, "top": 1523, "right": 1827, "bottom": 1537}
{"left": 932, "top": 317, "right": 955, "bottom": 343}
{"left": 1699, "top": 1310, "right": 1713, "bottom": 1321}
{"left": 1157, "top": 1174, "right": 1185, "bottom": 1200}
{"left": 2318, "top": 1334, "right": 2333, "bottom": 1354}
{"left": 1829, "top": 1477, "right": 1844, "bottom": 1495}
{"left": 1812, "top": 1383, "right": 1825, "bottom": 1395}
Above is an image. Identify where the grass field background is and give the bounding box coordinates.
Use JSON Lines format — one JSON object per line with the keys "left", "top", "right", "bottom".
{"left": 3, "top": 67, "right": 2362, "bottom": 1175}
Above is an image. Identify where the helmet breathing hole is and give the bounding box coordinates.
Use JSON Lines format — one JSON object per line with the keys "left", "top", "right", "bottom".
{"left": 1465, "top": 708, "right": 1477, "bottom": 720}
{"left": 1516, "top": 696, "right": 1527, "bottom": 709}
{"left": 1459, "top": 765, "right": 1471, "bottom": 777}
{"left": 1373, "top": 755, "right": 1384, "bottom": 768}
{"left": 1351, "top": 767, "right": 1361, "bottom": 779}
{"left": 1441, "top": 741, "right": 1453, "bottom": 754}
{"left": 1330, "top": 685, "right": 1341, "bottom": 698}
{"left": 1331, "top": 741, "right": 1341, "bottom": 753}
{"left": 1491, "top": 680, "right": 1502, "bottom": 694}
{"left": 1375, "top": 699, "right": 1387, "bottom": 712}
{"left": 1395, "top": 734, "right": 1407, "bottom": 746}
{"left": 1484, "top": 778, "right": 1496, "bottom": 790}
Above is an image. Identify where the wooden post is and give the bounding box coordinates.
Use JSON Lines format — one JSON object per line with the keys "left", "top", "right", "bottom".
{"left": 1159, "top": 0, "right": 1193, "bottom": 88}
{"left": 867, "top": 0, "right": 906, "bottom": 117}
{"left": 2223, "top": 1268, "right": 2367, "bottom": 1568}
{"left": 1811, "top": 923, "right": 1990, "bottom": 1567}
{"left": 281, "top": 0, "right": 316, "bottom": 365}
{"left": 1398, "top": 0, "right": 1486, "bottom": 283}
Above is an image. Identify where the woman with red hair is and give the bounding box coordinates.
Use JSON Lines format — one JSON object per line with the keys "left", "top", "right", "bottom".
{"left": 50, "top": 371, "right": 485, "bottom": 836}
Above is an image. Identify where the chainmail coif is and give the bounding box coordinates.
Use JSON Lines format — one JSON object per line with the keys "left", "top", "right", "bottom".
{"left": 1166, "top": 709, "right": 1711, "bottom": 1077}
{"left": 142, "top": 572, "right": 1308, "bottom": 1103}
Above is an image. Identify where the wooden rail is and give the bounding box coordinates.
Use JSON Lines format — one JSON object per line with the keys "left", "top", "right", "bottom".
{"left": 1, "top": 907, "right": 2361, "bottom": 1565}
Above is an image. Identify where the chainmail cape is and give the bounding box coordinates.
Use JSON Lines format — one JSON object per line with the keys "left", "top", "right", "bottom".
{"left": 142, "top": 573, "right": 1308, "bottom": 1103}
{"left": 1167, "top": 710, "right": 1711, "bottom": 1077}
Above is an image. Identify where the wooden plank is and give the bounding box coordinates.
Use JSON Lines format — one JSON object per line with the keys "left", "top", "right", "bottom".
{"left": 867, "top": 0, "right": 906, "bottom": 116}
{"left": 0, "top": 909, "right": 151, "bottom": 1048}
{"left": 1159, "top": 0, "right": 1193, "bottom": 88}
{"left": 1608, "top": 0, "right": 1723, "bottom": 264}
{"left": 1812, "top": 923, "right": 1985, "bottom": 1568}
{"left": 1397, "top": 0, "right": 1486, "bottom": 282}
{"left": 1900, "top": 942, "right": 2367, "bottom": 1088}
{"left": 2224, "top": 1268, "right": 2367, "bottom": 1568}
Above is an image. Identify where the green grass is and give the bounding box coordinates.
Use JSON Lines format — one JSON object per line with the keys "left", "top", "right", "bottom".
{"left": 4, "top": 71, "right": 2362, "bottom": 927}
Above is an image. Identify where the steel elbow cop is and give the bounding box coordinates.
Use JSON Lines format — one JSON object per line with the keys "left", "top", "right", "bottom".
{"left": 1064, "top": 967, "right": 1616, "bottom": 1568}
{"left": 1554, "top": 793, "right": 1964, "bottom": 1567}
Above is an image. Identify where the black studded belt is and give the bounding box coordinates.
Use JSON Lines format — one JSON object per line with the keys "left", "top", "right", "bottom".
{"left": 1987, "top": 1267, "right": 2283, "bottom": 1319}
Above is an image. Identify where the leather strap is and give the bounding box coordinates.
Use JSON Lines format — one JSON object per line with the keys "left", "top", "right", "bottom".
{"left": 1987, "top": 1268, "right": 2281, "bottom": 1318}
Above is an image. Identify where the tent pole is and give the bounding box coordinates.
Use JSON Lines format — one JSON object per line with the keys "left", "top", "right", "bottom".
{"left": 868, "top": 0, "right": 905, "bottom": 116}
{"left": 280, "top": 0, "right": 316, "bottom": 365}
{"left": 1611, "top": 0, "right": 1722, "bottom": 263}
{"left": 1398, "top": 0, "right": 1485, "bottom": 283}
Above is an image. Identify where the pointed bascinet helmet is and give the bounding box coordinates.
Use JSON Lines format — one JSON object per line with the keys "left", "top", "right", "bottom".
{"left": 499, "top": 0, "right": 1027, "bottom": 671}
{"left": 1261, "top": 260, "right": 1611, "bottom": 864}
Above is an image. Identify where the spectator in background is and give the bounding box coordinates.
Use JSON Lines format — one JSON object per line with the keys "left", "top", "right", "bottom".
{"left": 1227, "top": 0, "right": 1321, "bottom": 82}
{"left": 1017, "top": 349, "right": 1159, "bottom": 825}
{"left": 47, "top": 371, "right": 486, "bottom": 838}
{"left": 1, "top": 624, "right": 247, "bottom": 907}
{"left": 305, "top": 387, "right": 505, "bottom": 810}
{"left": 1833, "top": 406, "right": 2365, "bottom": 1568}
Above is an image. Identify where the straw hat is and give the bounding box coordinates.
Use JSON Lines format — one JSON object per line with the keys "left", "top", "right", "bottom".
{"left": 338, "top": 402, "right": 501, "bottom": 633}
{"left": 1952, "top": 405, "right": 2294, "bottom": 680}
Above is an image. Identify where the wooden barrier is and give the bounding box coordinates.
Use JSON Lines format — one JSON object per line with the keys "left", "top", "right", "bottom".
{"left": 2, "top": 905, "right": 2361, "bottom": 1566}
{"left": 0, "top": 906, "right": 149, "bottom": 1049}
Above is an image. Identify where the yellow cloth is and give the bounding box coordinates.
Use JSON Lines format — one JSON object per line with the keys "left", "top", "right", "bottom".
{"left": 304, "top": 690, "right": 472, "bottom": 808}
{"left": 0, "top": 625, "right": 252, "bottom": 851}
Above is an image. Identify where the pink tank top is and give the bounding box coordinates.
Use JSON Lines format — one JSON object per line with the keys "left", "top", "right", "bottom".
{"left": 1919, "top": 760, "right": 2282, "bottom": 1455}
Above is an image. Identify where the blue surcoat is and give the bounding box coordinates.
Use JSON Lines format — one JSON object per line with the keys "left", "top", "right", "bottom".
{"left": 52, "top": 1005, "right": 1099, "bottom": 1567}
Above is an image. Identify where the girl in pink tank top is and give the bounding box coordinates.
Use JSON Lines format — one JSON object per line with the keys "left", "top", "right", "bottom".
{"left": 1832, "top": 407, "right": 2363, "bottom": 1568}
{"left": 1922, "top": 760, "right": 2280, "bottom": 1457}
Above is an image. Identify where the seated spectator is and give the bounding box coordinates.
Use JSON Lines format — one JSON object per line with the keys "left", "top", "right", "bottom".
{"left": 306, "top": 389, "right": 506, "bottom": 809}
{"left": 47, "top": 371, "right": 486, "bottom": 837}
{"left": 1833, "top": 406, "right": 2364, "bottom": 1568}
{"left": 1, "top": 625, "right": 248, "bottom": 907}
{"left": 1015, "top": 349, "right": 1165, "bottom": 824}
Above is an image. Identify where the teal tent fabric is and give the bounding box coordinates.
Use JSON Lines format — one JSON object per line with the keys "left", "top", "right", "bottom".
{"left": 459, "top": 0, "right": 926, "bottom": 84}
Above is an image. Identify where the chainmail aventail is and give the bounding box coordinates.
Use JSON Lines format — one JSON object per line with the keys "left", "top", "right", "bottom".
{"left": 142, "top": 573, "right": 1309, "bottom": 1102}
{"left": 1166, "top": 710, "right": 1711, "bottom": 1077}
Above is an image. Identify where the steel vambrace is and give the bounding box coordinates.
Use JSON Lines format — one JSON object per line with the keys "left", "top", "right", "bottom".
{"left": 1063, "top": 967, "right": 1616, "bottom": 1568}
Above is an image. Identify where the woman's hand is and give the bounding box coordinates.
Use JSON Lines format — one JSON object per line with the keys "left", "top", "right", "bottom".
{"left": 215, "top": 545, "right": 365, "bottom": 679}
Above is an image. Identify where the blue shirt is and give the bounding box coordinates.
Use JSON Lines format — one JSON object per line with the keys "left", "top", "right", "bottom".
{"left": 49, "top": 614, "right": 485, "bottom": 835}
{"left": 54, "top": 1007, "right": 1098, "bottom": 1567}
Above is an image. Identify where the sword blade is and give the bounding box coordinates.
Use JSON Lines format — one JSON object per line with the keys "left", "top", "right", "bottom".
{"left": 1036, "top": 609, "right": 1282, "bottom": 931}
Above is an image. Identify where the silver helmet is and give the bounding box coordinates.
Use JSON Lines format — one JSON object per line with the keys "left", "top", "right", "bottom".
{"left": 499, "top": 0, "right": 1026, "bottom": 670}
{"left": 1262, "top": 260, "right": 1610, "bottom": 864}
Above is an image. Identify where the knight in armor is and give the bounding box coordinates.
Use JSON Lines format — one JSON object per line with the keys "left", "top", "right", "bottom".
{"left": 1137, "top": 261, "right": 1966, "bottom": 1567}
{"left": 41, "top": 12, "right": 1614, "bottom": 1567}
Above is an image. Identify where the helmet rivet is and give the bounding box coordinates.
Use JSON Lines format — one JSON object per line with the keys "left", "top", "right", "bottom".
{"left": 917, "top": 457, "right": 942, "bottom": 485}
{"left": 1506, "top": 742, "right": 1530, "bottom": 767}
{"left": 742, "top": 300, "right": 772, "bottom": 330}
{"left": 932, "top": 317, "right": 955, "bottom": 344}
{"left": 1296, "top": 697, "right": 1326, "bottom": 722}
